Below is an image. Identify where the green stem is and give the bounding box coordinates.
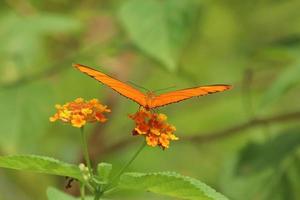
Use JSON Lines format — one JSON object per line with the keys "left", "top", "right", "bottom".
{"left": 80, "top": 127, "right": 92, "bottom": 171}
{"left": 85, "top": 182, "right": 95, "bottom": 193}
{"left": 105, "top": 141, "right": 147, "bottom": 191}
{"left": 80, "top": 183, "right": 85, "bottom": 200}
{"left": 94, "top": 187, "right": 102, "bottom": 200}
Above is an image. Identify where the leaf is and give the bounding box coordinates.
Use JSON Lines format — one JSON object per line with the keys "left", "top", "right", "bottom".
{"left": 259, "top": 61, "right": 300, "bottom": 110}
{"left": 251, "top": 1, "right": 300, "bottom": 41}
{"left": 0, "top": 12, "right": 80, "bottom": 83}
{"left": 221, "top": 129, "right": 300, "bottom": 200}
{"left": 119, "top": 0, "right": 199, "bottom": 71}
{"left": 0, "top": 82, "right": 54, "bottom": 153}
{"left": 32, "top": 14, "right": 81, "bottom": 33}
{"left": 286, "top": 158, "right": 300, "bottom": 200}
{"left": 119, "top": 172, "right": 228, "bottom": 200}
{"left": 236, "top": 129, "right": 300, "bottom": 174}
{"left": 220, "top": 157, "right": 274, "bottom": 200}
{"left": 47, "top": 187, "right": 111, "bottom": 200}
{"left": 0, "top": 155, "right": 82, "bottom": 180}
{"left": 97, "top": 162, "right": 112, "bottom": 183}
{"left": 47, "top": 187, "right": 95, "bottom": 200}
{"left": 47, "top": 187, "right": 78, "bottom": 200}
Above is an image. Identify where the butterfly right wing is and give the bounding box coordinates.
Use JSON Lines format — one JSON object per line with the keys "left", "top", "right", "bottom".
{"left": 73, "top": 64, "right": 147, "bottom": 107}
{"left": 149, "top": 84, "right": 232, "bottom": 108}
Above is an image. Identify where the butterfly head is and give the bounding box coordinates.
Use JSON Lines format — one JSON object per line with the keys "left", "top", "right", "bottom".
{"left": 146, "top": 91, "right": 156, "bottom": 99}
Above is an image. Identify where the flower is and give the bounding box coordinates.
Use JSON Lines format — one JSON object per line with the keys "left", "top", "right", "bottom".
{"left": 50, "top": 98, "right": 111, "bottom": 128}
{"left": 129, "top": 108, "right": 178, "bottom": 149}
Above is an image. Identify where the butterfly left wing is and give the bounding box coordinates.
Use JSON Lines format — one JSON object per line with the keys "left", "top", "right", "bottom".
{"left": 74, "top": 63, "right": 147, "bottom": 107}
{"left": 149, "top": 84, "right": 232, "bottom": 109}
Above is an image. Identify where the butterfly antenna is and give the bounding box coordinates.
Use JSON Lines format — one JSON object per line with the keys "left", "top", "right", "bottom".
{"left": 153, "top": 85, "right": 177, "bottom": 93}
{"left": 127, "top": 81, "right": 150, "bottom": 92}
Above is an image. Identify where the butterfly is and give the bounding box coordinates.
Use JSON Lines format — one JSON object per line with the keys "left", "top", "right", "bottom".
{"left": 74, "top": 64, "right": 232, "bottom": 110}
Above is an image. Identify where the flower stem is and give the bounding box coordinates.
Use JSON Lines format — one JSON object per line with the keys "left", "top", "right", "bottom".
{"left": 105, "top": 140, "right": 147, "bottom": 191}
{"left": 80, "top": 183, "right": 85, "bottom": 200}
{"left": 80, "top": 127, "right": 92, "bottom": 171}
{"left": 94, "top": 187, "right": 102, "bottom": 200}
{"left": 116, "top": 141, "right": 146, "bottom": 178}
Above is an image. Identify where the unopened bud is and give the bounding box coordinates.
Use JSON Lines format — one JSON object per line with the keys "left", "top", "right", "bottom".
{"left": 79, "top": 163, "right": 86, "bottom": 171}
{"left": 83, "top": 174, "right": 90, "bottom": 181}
{"left": 84, "top": 166, "right": 89, "bottom": 172}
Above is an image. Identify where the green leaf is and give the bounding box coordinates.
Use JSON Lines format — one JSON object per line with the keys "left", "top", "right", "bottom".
{"left": 221, "top": 129, "right": 300, "bottom": 200}
{"left": 0, "top": 82, "right": 54, "bottom": 153}
{"left": 32, "top": 14, "right": 81, "bottom": 33}
{"left": 47, "top": 187, "right": 95, "bottom": 200}
{"left": 0, "top": 155, "right": 82, "bottom": 180}
{"left": 237, "top": 129, "right": 300, "bottom": 174}
{"left": 47, "top": 187, "right": 78, "bottom": 200}
{"left": 286, "top": 158, "right": 300, "bottom": 200}
{"left": 119, "top": 0, "right": 199, "bottom": 71}
{"left": 97, "top": 162, "right": 112, "bottom": 183}
{"left": 0, "top": 12, "right": 80, "bottom": 83}
{"left": 259, "top": 61, "right": 300, "bottom": 110}
{"left": 220, "top": 156, "right": 274, "bottom": 200}
{"left": 119, "top": 172, "right": 228, "bottom": 200}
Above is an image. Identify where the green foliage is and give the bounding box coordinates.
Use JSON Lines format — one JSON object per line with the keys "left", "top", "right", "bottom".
{"left": 119, "top": 0, "right": 199, "bottom": 71}
{"left": 47, "top": 187, "right": 79, "bottom": 200}
{"left": 0, "top": 0, "right": 300, "bottom": 199}
{"left": 0, "top": 155, "right": 228, "bottom": 199}
{"left": 237, "top": 129, "right": 300, "bottom": 174}
{"left": 0, "top": 10, "right": 81, "bottom": 156}
{"left": 119, "top": 172, "right": 229, "bottom": 200}
{"left": 260, "top": 61, "right": 300, "bottom": 110}
{"left": 0, "top": 12, "right": 80, "bottom": 83}
{"left": 0, "top": 82, "right": 54, "bottom": 153}
{"left": 97, "top": 162, "right": 113, "bottom": 183}
{"left": 47, "top": 187, "right": 94, "bottom": 200}
{"left": 0, "top": 155, "right": 82, "bottom": 180}
{"left": 221, "top": 130, "right": 300, "bottom": 200}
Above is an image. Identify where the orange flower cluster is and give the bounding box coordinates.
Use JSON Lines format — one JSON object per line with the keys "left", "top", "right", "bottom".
{"left": 50, "top": 98, "right": 110, "bottom": 128}
{"left": 129, "top": 108, "right": 178, "bottom": 149}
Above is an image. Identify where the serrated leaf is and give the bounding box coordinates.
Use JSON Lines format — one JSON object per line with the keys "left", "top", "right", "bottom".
{"left": 259, "top": 61, "right": 300, "bottom": 110}
{"left": 119, "top": 172, "right": 228, "bottom": 200}
{"left": 0, "top": 155, "right": 82, "bottom": 180}
{"left": 47, "top": 187, "right": 95, "bottom": 200}
{"left": 237, "top": 129, "right": 300, "bottom": 174}
{"left": 119, "top": 0, "right": 198, "bottom": 71}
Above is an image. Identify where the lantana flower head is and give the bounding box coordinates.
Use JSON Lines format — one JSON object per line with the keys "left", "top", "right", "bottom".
{"left": 50, "top": 98, "right": 111, "bottom": 128}
{"left": 129, "top": 107, "right": 178, "bottom": 149}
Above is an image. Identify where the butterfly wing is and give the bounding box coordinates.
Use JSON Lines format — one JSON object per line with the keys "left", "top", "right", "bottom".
{"left": 74, "top": 64, "right": 147, "bottom": 107}
{"left": 149, "top": 84, "right": 232, "bottom": 109}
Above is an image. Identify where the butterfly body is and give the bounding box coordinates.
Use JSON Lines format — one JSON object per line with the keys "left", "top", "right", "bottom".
{"left": 144, "top": 92, "right": 156, "bottom": 110}
{"left": 73, "top": 64, "right": 232, "bottom": 109}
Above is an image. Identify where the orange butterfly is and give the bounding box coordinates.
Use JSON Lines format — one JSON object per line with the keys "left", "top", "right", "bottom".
{"left": 74, "top": 64, "right": 232, "bottom": 110}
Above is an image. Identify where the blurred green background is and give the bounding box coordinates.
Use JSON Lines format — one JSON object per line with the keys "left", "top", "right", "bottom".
{"left": 1, "top": 0, "right": 300, "bottom": 199}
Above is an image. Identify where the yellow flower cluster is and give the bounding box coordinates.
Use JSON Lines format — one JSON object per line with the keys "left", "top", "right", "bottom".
{"left": 50, "top": 98, "right": 110, "bottom": 128}
{"left": 129, "top": 108, "right": 178, "bottom": 149}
